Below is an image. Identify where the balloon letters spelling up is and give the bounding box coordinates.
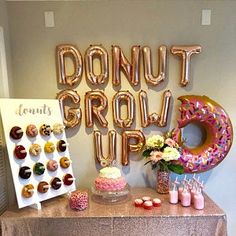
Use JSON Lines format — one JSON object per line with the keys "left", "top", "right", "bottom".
{"left": 171, "top": 45, "right": 201, "bottom": 86}
{"left": 122, "top": 130, "right": 145, "bottom": 165}
{"left": 93, "top": 130, "right": 117, "bottom": 167}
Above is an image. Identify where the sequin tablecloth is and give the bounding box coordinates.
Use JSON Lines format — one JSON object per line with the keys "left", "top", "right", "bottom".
{"left": 0, "top": 188, "right": 226, "bottom": 236}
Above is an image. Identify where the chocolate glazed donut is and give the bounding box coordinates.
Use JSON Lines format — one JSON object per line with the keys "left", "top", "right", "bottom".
{"left": 19, "top": 166, "right": 31, "bottom": 179}
{"left": 10, "top": 126, "right": 23, "bottom": 140}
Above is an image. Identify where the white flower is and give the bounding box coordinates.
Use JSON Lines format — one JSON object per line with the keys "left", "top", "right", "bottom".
{"left": 162, "top": 147, "right": 180, "bottom": 161}
{"left": 146, "top": 135, "right": 164, "bottom": 149}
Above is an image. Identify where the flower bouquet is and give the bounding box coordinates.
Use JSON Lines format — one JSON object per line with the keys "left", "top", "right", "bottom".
{"left": 142, "top": 132, "right": 184, "bottom": 193}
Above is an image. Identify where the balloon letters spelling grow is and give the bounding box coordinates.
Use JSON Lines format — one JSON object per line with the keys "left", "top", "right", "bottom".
{"left": 57, "top": 89, "right": 82, "bottom": 128}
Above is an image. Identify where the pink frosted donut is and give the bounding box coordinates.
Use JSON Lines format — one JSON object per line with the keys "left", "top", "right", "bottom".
{"left": 173, "top": 95, "right": 233, "bottom": 173}
{"left": 47, "top": 160, "right": 58, "bottom": 172}
{"left": 95, "top": 176, "right": 126, "bottom": 191}
{"left": 26, "top": 124, "right": 38, "bottom": 137}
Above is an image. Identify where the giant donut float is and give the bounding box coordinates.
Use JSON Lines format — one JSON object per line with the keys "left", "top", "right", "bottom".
{"left": 172, "top": 95, "right": 233, "bottom": 173}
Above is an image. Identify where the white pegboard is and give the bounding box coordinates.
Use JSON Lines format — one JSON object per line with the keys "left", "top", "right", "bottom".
{"left": 0, "top": 98, "right": 76, "bottom": 209}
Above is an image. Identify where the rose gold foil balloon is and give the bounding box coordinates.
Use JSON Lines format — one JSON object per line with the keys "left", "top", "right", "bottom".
{"left": 93, "top": 130, "right": 117, "bottom": 167}
{"left": 84, "top": 45, "right": 109, "bottom": 85}
{"left": 171, "top": 45, "right": 201, "bottom": 86}
{"left": 112, "top": 45, "right": 141, "bottom": 86}
{"left": 85, "top": 91, "right": 108, "bottom": 128}
{"left": 142, "top": 45, "right": 167, "bottom": 86}
{"left": 56, "top": 44, "right": 83, "bottom": 87}
{"left": 112, "top": 90, "right": 135, "bottom": 128}
{"left": 139, "top": 90, "right": 172, "bottom": 127}
{"left": 57, "top": 89, "right": 82, "bottom": 128}
{"left": 122, "top": 130, "right": 145, "bottom": 166}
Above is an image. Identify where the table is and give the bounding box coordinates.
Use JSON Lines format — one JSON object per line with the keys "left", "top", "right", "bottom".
{"left": 0, "top": 188, "right": 227, "bottom": 236}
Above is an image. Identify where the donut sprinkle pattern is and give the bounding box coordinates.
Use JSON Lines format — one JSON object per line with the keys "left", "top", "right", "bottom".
{"left": 172, "top": 95, "right": 233, "bottom": 173}
{"left": 40, "top": 124, "right": 51, "bottom": 136}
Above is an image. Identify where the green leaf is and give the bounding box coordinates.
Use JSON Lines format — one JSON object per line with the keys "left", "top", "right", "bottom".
{"left": 168, "top": 164, "right": 184, "bottom": 175}
{"left": 144, "top": 160, "right": 152, "bottom": 166}
{"left": 142, "top": 149, "right": 152, "bottom": 157}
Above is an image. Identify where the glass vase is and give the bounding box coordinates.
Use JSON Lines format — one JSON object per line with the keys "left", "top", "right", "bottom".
{"left": 156, "top": 170, "right": 170, "bottom": 194}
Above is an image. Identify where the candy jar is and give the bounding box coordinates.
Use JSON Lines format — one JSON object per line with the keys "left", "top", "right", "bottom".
{"left": 68, "top": 190, "right": 88, "bottom": 211}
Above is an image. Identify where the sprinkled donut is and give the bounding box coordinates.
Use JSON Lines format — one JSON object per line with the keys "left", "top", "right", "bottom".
{"left": 14, "top": 145, "right": 27, "bottom": 159}
{"left": 172, "top": 95, "right": 233, "bottom": 173}
{"left": 10, "top": 126, "right": 23, "bottom": 140}
{"left": 26, "top": 124, "right": 38, "bottom": 138}
{"left": 29, "top": 143, "right": 42, "bottom": 156}
{"left": 22, "top": 184, "right": 34, "bottom": 198}
{"left": 40, "top": 124, "right": 51, "bottom": 136}
{"left": 44, "top": 141, "right": 55, "bottom": 153}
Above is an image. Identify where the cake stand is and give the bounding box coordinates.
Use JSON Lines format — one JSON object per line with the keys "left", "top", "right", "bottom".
{"left": 91, "top": 184, "right": 130, "bottom": 204}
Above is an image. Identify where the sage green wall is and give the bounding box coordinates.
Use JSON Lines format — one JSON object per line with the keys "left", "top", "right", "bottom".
{"left": 6, "top": 1, "right": 236, "bottom": 235}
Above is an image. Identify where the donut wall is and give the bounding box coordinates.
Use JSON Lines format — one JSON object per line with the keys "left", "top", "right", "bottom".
{"left": 0, "top": 98, "right": 76, "bottom": 209}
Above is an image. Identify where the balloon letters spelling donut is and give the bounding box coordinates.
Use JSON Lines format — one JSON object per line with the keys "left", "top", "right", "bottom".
{"left": 173, "top": 95, "right": 233, "bottom": 173}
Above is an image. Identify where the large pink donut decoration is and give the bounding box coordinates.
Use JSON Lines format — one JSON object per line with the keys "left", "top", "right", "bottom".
{"left": 172, "top": 95, "right": 233, "bottom": 173}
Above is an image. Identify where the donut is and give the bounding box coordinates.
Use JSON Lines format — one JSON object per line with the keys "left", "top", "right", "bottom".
{"left": 60, "top": 157, "right": 71, "bottom": 168}
{"left": 57, "top": 140, "right": 67, "bottom": 152}
{"left": 39, "top": 124, "right": 51, "bottom": 136}
{"left": 47, "top": 160, "right": 58, "bottom": 172}
{"left": 22, "top": 184, "right": 34, "bottom": 198}
{"left": 37, "top": 181, "right": 50, "bottom": 193}
{"left": 44, "top": 141, "right": 55, "bottom": 153}
{"left": 14, "top": 145, "right": 27, "bottom": 159}
{"left": 33, "top": 162, "right": 45, "bottom": 175}
{"left": 172, "top": 95, "right": 233, "bottom": 173}
{"left": 51, "top": 177, "right": 62, "bottom": 190}
{"left": 63, "top": 173, "right": 74, "bottom": 186}
{"left": 26, "top": 124, "right": 38, "bottom": 137}
{"left": 10, "top": 126, "right": 23, "bottom": 140}
{"left": 19, "top": 166, "right": 31, "bottom": 179}
{"left": 29, "top": 143, "right": 41, "bottom": 156}
{"left": 52, "top": 123, "right": 64, "bottom": 135}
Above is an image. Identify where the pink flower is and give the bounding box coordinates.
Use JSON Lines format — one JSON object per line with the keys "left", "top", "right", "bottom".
{"left": 165, "top": 138, "right": 177, "bottom": 148}
{"left": 150, "top": 151, "right": 163, "bottom": 163}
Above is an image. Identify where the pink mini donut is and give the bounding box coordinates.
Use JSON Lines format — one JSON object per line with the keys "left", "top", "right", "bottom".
{"left": 26, "top": 124, "right": 38, "bottom": 137}
{"left": 47, "top": 160, "right": 58, "bottom": 172}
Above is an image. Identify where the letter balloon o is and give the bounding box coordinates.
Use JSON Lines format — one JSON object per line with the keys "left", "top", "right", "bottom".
{"left": 172, "top": 95, "right": 233, "bottom": 173}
